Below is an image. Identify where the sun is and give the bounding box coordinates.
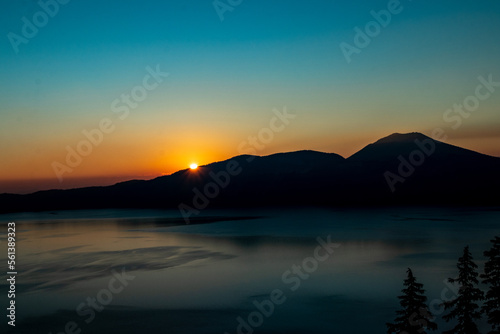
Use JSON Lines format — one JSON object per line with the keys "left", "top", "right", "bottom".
{"left": 189, "top": 163, "right": 198, "bottom": 170}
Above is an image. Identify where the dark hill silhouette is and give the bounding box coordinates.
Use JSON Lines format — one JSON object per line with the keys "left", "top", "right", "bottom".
{"left": 350, "top": 132, "right": 495, "bottom": 162}
{"left": 346, "top": 132, "right": 500, "bottom": 204}
{"left": 1, "top": 133, "right": 499, "bottom": 213}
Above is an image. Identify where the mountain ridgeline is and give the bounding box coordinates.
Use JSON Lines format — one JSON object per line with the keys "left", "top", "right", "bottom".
{"left": 1, "top": 133, "right": 499, "bottom": 213}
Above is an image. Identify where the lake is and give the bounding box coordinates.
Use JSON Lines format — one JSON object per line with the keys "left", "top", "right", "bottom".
{"left": 1, "top": 207, "right": 499, "bottom": 333}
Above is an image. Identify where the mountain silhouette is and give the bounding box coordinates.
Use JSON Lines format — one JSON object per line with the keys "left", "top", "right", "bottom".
{"left": 1, "top": 132, "right": 499, "bottom": 213}
{"left": 350, "top": 132, "right": 494, "bottom": 162}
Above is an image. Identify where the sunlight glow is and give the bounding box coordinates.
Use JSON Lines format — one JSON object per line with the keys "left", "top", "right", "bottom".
{"left": 190, "top": 163, "right": 198, "bottom": 170}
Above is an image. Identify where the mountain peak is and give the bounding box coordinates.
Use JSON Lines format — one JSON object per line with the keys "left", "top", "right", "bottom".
{"left": 374, "top": 132, "right": 429, "bottom": 144}
{"left": 348, "top": 132, "right": 434, "bottom": 161}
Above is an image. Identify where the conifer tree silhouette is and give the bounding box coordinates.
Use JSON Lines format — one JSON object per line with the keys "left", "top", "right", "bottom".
{"left": 442, "top": 246, "right": 484, "bottom": 334}
{"left": 481, "top": 236, "right": 500, "bottom": 334}
{"left": 387, "top": 268, "right": 437, "bottom": 334}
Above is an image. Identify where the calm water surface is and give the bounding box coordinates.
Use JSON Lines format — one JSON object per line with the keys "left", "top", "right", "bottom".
{"left": 1, "top": 207, "right": 499, "bottom": 333}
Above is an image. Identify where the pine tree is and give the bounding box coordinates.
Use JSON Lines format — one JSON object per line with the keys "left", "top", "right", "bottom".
{"left": 481, "top": 236, "right": 500, "bottom": 334}
{"left": 442, "top": 246, "right": 484, "bottom": 334}
{"left": 387, "top": 268, "right": 438, "bottom": 334}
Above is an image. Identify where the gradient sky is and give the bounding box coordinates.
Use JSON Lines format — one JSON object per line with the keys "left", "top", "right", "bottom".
{"left": 1, "top": 0, "right": 499, "bottom": 194}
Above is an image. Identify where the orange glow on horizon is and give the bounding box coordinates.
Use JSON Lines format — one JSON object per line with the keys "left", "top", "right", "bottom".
{"left": 2, "top": 128, "right": 500, "bottom": 195}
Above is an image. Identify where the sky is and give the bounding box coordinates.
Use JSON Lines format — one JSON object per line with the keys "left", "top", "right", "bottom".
{"left": 1, "top": 0, "right": 499, "bottom": 194}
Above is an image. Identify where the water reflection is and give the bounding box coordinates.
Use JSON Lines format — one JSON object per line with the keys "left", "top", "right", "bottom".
{"left": 0, "top": 208, "right": 498, "bottom": 333}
